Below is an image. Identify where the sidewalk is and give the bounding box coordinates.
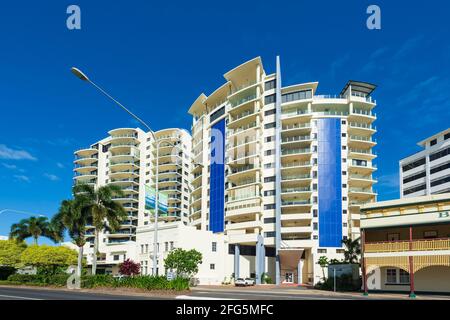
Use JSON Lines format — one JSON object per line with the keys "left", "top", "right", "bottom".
{"left": 192, "top": 285, "right": 450, "bottom": 300}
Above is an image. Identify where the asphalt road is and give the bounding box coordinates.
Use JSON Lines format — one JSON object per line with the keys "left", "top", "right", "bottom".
{"left": 0, "top": 286, "right": 166, "bottom": 300}
{"left": 0, "top": 286, "right": 381, "bottom": 300}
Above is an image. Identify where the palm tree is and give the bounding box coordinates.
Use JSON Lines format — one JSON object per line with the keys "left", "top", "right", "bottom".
{"left": 52, "top": 199, "right": 90, "bottom": 278}
{"left": 73, "top": 183, "right": 128, "bottom": 275}
{"left": 317, "top": 256, "right": 329, "bottom": 280}
{"left": 342, "top": 237, "right": 361, "bottom": 264}
{"left": 9, "top": 216, "right": 59, "bottom": 245}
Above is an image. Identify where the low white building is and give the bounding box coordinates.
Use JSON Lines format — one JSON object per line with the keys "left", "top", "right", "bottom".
{"left": 0, "top": 236, "right": 8, "bottom": 240}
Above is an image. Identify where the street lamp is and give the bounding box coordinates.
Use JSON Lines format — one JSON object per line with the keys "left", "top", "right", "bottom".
{"left": 71, "top": 66, "right": 177, "bottom": 276}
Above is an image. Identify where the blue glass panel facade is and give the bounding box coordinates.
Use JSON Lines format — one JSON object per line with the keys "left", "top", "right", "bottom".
{"left": 317, "top": 118, "right": 342, "bottom": 247}
{"left": 209, "top": 119, "right": 226, "bottom": 233}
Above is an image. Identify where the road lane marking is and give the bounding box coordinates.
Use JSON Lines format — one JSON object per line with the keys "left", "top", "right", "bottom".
{"left": 0, "top": 294, "right": 43, "bottom": 300}
{"left": 176, "top": 295, "right": 237, "bottom": 300}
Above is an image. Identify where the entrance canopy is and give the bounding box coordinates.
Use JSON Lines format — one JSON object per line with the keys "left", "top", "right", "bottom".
{"left": 279, "top": 249, "right": 303, "bottom": 269}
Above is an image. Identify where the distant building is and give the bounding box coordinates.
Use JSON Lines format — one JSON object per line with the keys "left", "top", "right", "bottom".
{"left": 400, "top": 128, "right": 450, "bottom": 198}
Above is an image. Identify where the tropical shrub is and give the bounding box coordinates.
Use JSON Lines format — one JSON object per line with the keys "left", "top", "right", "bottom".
{"left": 314, "top": 274, "right": 362, "bottom": 292}
{"left": 119, "top": 259, "right": 140, "bottom": 276}
{"left": 164, "top": 248, "right": 202, "bottom": 279}
{"left": 7, "top": 273, "right": 70, "bottom": 286}
{"left": 20, "top": 245, "right": 78, "bottom": 275}
{"left": 81, "top": 274, "right": 189, "bottom": 291}
{"left": 0, "top": 240, "right": 27, "bottom": 268}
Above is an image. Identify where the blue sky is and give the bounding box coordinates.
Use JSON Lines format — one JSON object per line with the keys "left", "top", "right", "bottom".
{"left": 1, "top": 0, "right": 449, "bottom": 242}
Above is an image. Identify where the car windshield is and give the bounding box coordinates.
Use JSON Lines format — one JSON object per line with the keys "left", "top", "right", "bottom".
{"left": 237, "top": 278, "right": 244, "bottom": 281}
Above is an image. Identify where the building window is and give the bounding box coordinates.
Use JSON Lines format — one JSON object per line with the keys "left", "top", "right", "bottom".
{"left": 342, "top": 133, "right": 346, "bottom": 137}
{"left": 423, "top": 230, "right": 438, "bottom": 239}
{"left": 264, "top": 231, "right": 276, "bottom": 238}
{"left": 403, "top": 171, "right": 426, "bottom": 184}
{"left": 402, "top": 157, "right": 426, "bottom": 171}
{"left": 145, "top": 244, "right": 148, "bottom": 253}
{"left": 113, "top": 255, "right": 120, "bottom": 261}
{"left": 265, "top": 149, "right": 275, "bottom": 156}
{"left": 313, "top": 209, "right": 318, "bottom": 217}
{"left": 264, "top": 163, "right": 275, "bottom": 169}
{"left": 386, "top": 269, "right": 397, "bottom": 284}
{"left": 264, "top": 94, "right": 276, "bottom": 104}
{"left": 265, "top": 136, "right": 275, "bottom": 142}
{"left": 170, "top": 242, "right": 174, "bottom": 251}
{"left": 336, "top": 249, "right": 345, "bottom": 254}
{"left": 264, "top": 109, "right": 276, "bottom": 116}
{"left": 210, "top": 264, "right": 215, "bottom": 270}
{"left": 264, "top": 204, "right": 276, "bottom": 210}
{"left": 264, "top": 217, "right": 276, "bottom": 223}
{"left": 430, "top": 139, "right": 437, "bottom": 146}
{"left": 264, "top": 176, "right": 276, "bottom": 183}
{"left": 445, "top": 132, "right": 450, "bottom": 140}
{"left": 265, "top": 80, "right": 276, "bottom": 90}
{"left": 264, "top": 122, "right": 276, "bottom": 129}
{"left": 264, "top": 190, "right": 276, "bottom": 196}
{"left": 317, "top": 249, "right": 327, "bottom": 254}
{"left": 403, "top": 183, "right": 426, "bottom": 196}
{"left": 141, "top": 245, "right": 144, "bottom": 254}
{"left": 212, "top": 242, "right": 217, "bottom": 252}
{"left": 399, "top": 270, "right": 410, "bottom": 284}
{"left": 281, "top": 90, "right": 312, "bottom": 103}
{"left": 313, "top": 223, "right": 318, "bottom": 230}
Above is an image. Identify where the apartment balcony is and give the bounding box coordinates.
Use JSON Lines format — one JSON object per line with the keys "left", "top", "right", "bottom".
{"left": 109, "top": 151, "right": 140, "bottom": 161}
{"left": 228, "top": 81, "right": 261, "bottom": 99}
{"left": 227, "top": 137, "right": 258, "bottom": 151}
{"left": 109, "top": 178, "right": 139, "bottom": 186}
{"left": 227, "top": 164, "right": 260, "bottom": 180}
{"left": 151, "top": 143, "right": 179, "bottom": 155}
{"left": 349, "top": 148, "right": 377, "bottom": 160}
{"left": 156, "top": 161, "right": 180, "bottom": 171}
{"left": 281, "top": 199, "right": 312, "bottom": 209}
{"left": 280, "top": 226, "right": 312, "bottom": 234}
{"left": 365, "top": 238, "right": 450, "bottom": 254}
{"left": 152, "top": 154, "right": 182, "bottom": 164}
{"left": 74, "top": 163, "right": 98, "bottom": 174}
{"left": 228, "top": 193, "right": 262, "bottom": 203}
{"left": 109, "top": 133, "right": 139, "bottom": 144}
{"left": 349, "top": 108, "right": 376, "bottom": 122}
{"left": 348, "top": 122, "right": 377, "bottom": 135}
{"left": 348, "top": 187, "right": 377, "bottom": 197}
{"left": 228, "top": 110, "right": 260, "bottom": 129}
{"left": 280, "top": 213, "right": 312, "bottom": 222}
{"left": 348, "top": 174, "right": 377, "bottom": 188}
{"left": 281, "top": 123, "right": 311, "bottom": 134}
{"left": 191, "top": 217, "right": 202, "bottom": 226}
{"left": 109, "top": 170, "right": 139, "bottom": 180}
{"left": 74, "top": 152, "right": 98, "bottom": 166}
{"left": 280, "top": 187, "right": 312, "bottom": 198}
{"left": 280, "top": 239, "right": 314, "bottom": 249}
{"left": 348, "top": 161, "right": 377, "bottom": 174}
{"left": 74, "top": 171, "right": 97, "bottom": 181}
{"left": 192, "top": 173, "right": 202, "bottom": 185}
{"left": 226, "top": 199, "right": 261, "bottom": 218}
{"left": 281, "top": 135, "right": 312, "bottom": 149}
{"left": 74, "top": 148, "right": 98, "bottom": 159}
{"left": 280, "top": 108, "right": 311, "bottom": 120}
{"left": 348, "top": 135, "right": 377, "bottom": 148}
{"left": 228, "top": 179, "right": 262, "bottom": 191}
{"left": 191, "top": 196, "right": 202, "bottom": 207}
{"left": 112, "top": 195, "right": 139, "bottom": 202}
{"left": 229, "top": 93, "right": 260, "bottom": 113}
{"left": 281, "top": 148, "right": 312, "bottom": 162}
{"left": 280, "top": 161, "right": 312, "bottom": 174}
{"left": 226, "top": 122, "right": 259, "bottom": 139}
{"left": 109, "top": 161, "right": 140, "bottom": 171}
{"left": 281, "top": 174, "right": 311, "bottom": 184}
{"left": 227, "top": 153, "right": 260, "bottom": 166}
{"left": 109, "top": 143, "right": 139, "bottom": 152}
{"left": 226, "top": 220, "right": 263, "bottom": 231}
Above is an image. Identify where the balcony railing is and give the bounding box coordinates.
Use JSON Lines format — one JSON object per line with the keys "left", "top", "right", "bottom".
{"left": 281, "top": 148, "right": 311, "bottom": 155}
{"left": 230, "top": 94, "right": 258, "bottom": 108}
{"left": 349, "top": 122, "right": 375, "bottom": 130}
{"left": 365, "top": 238, "right": 450, "bottom": 253}
{"left": 352, "top": 109, "right": 375, "bottom": 117}
{"left": 281, "top": 174, "right": 311, "bottom": 181}
{"left": 282, "top": 123, "right": 311, "bottom": 131}
{"left": 281, "top": 135, "right": 311, "bottom": 143}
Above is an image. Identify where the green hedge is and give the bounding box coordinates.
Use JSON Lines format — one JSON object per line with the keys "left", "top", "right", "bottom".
{"left": 7, "top": 274, "right": 70, "bottom": 286}
{"left": 81, "top": 275, "right": 189, "bottom": 291}
{"left": 3, "top": 274, "right": 189, "bottom": 291}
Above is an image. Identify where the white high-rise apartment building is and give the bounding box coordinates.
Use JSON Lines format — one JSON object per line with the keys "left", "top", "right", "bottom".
{"left": 73, "top": 127, "right": 192, "bottom": 272}
{"left": 188, "top": 56, "right": 378, "bottom": 285}
{"left": 400, "top": 128, "right": 450, "bottom": 198}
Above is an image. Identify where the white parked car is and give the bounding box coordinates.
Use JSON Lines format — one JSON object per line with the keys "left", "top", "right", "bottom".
{"left": 244, "top": 278, "right": 255, "bottom": 286}
{"left": 235, "top": 278, "right": 246, "bottom": 286}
